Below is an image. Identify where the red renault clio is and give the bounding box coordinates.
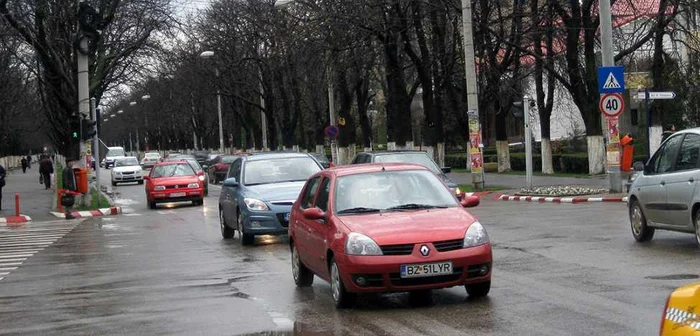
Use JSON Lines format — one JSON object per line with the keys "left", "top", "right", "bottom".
{"left": 144, "top": 161, "right": 205, "bottom": 209}
{"left": 288, "top": 163, "right": 491, "bottom": 308}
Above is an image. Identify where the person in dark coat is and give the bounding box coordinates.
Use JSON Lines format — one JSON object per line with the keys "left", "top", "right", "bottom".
{"left": 21, "top": 157, "right": 28, "bottom": 173}
{"left": 39, "top": 155, "right": 54, "bottom": 189}
{"left": 26, "top": 155, "right": 32, "bottom": 169}
{"left": 62, "top": 159, "right": 77, "bottom": 219}
{"left": 0, "top": 164, "right": 5, "bottom": 211}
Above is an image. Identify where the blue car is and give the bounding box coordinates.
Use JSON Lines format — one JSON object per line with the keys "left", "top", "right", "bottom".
{"left": 219, "top": 152, "right": 324, "bottom": 245}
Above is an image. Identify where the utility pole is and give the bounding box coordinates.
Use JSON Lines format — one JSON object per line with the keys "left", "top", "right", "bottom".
{"left": 259, "top": 71, "right": 268, "bottom": 151}
{"left": 460, "top": 0, "right": 484, "bottom": 190}
{"left": 76, "top": 0, "right": 90, "bottom": 167}
{"left": 600, "top": 0, "right": 622, "bottom": 192}
{"left": 523, "top": 96, "right": 533, "bottom": 190}
{"left": 215, "top": 69, "right": 224, "bottom": 153}
{"left": 328, "top": 78, "right": 338, "bottom": 165}
{"left": 91, "top": 98, "right": 100, "bottom": 205}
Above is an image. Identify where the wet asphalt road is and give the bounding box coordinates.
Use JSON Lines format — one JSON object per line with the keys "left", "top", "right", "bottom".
{"left": 0, "top": 168, "right": 699, "bottom": 335}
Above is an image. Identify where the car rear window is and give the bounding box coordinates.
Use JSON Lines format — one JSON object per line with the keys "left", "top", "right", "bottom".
{"left": 222, "top": 156, "right": 238, "bottom": 164}
{"left": 374, "top": 153, "right": 441, "bottom": 174}
{"left": 107, "top": 148, "right": 125, "bottom": 157}
{"left": 151, "top": 164, "right": 195, "bottom": 178}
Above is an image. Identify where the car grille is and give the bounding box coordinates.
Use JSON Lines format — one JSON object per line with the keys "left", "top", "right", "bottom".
{"left": 122, "top": 171, "right": 134, "bottom": 175}
{"left": 276, "top": 213, "right": 289, "bottom": 228}
{"left": 380, "top": 243, "right": 414, "bottom": 256}
{"left": 165, "top": 185, "right": 186, "bottom": 189}
{"left": 433, "top": 239, "right": 464, "bottom": 252}
{"left": 389, "top": 267, "right": 464, "bottom": 287}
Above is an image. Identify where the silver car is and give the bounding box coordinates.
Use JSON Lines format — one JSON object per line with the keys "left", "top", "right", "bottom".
{"left": 628, "top": 129, "right": 700, "bottom": 245}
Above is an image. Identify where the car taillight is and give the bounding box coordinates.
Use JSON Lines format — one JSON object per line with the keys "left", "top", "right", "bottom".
{"left": 216, "top": 164, "right": 227, "bottom": 171}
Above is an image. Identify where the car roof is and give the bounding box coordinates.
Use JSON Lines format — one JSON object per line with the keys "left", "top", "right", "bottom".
{"left": 244, "top": 152, "right": 313, "bottom": 161}
{"left": 116, "top": 156, "right": 138, "bottom": 160}
{"left": 323, "top": 163, "right": 430, "bottom": 177}
{"left": 359, "top": 150, "right": 429, "bottom": 155}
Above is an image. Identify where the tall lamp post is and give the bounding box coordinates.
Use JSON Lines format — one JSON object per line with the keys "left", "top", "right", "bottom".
{"left": 199, "top": 50, "right": 225, "bottom": 153}
{"left": 142, "top": 94, "right": 151, "bottom": 152}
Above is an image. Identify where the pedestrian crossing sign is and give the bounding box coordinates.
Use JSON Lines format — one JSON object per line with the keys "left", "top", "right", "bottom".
{"left": 598, "top": 66, "right": 625, "bottom": 93}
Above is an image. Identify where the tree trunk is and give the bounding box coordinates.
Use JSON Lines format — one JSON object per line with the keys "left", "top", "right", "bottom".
{"left": 541, "top": 138, "right": 553, "bottom": 174}
{"left": 355, "top": 79, "right": 372, "bottom": 148}
{"left": 496, "top": 141, "right": 510, "bottom": 172}
{"left": 587, "top": 136, "right": 605, "bottom": 175}
{"left": 383, "top": 32, "right": 412, "bottom": 147}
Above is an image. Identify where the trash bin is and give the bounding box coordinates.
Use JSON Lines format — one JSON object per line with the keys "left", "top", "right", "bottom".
{"left": 73, "top": 168, "right": 89, "bottom": 194}
{"left": 621, "top": 135, "right": 634, "bottom": 172}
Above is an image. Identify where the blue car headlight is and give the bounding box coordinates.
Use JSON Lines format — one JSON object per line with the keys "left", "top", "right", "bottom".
{"left": 244, "top": 198, "right": 269, "bottom": 211}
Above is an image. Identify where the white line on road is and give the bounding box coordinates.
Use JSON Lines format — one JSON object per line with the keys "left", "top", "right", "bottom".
{"left": 0, "top": 272, "right": 9, "bottom": 276}
{"left": 0, "top": 258, "right": 26, "bottom": 263}
{"left": 0, "top": 267, "right": 18, "bottom": 271}
{"left": 0, "top": 254, "right": 35, "bottom": 259}
{"left": 0, "top": 262, "right": 23, "bottom": 267}
{"left": 0, "top": 239, "right": 58, "bottom": 244}
{"left": 0, "top": 242, "right": 54, "bottom": 248}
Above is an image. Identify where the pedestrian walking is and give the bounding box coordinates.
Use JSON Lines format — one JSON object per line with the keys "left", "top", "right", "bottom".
{"left": 62, "top": 159, "right": 77, "bottom": 220}
{"left": 662, "top": 124, "right": 676, "bottom": 142}
{"left": 26, "top": 155, "right": 32, "bottom": 169}
{"left": 39, "top": 155, "right": 54, "bottom": 190}
{"left": 21, "top": 157, "right": 28, "bottom": 173}
{"left": 0, "top": 163, "right": 5, "bottom": 211}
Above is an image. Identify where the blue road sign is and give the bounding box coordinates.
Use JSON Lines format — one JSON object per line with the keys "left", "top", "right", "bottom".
{"left": 598, "top": 66, "right": 625, "bottom": 93}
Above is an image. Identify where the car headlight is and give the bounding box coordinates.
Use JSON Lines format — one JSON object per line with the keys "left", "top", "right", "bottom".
{"left": 454, "top": 186, "right": 462, "bottom": 195}
{"left": 188, "top": 183, "right": 199, "bottom": 188}
{"left": 628, "top": 172, "right": 640, "bottom": 184}
{"left": 243, "top": 198, "right": 269, "bottom": 211}
{"left": 345, "top": 232, "right": 383, "bottom": 256}
{"left": 463, "top": 222, "right": 489, "bottom": 248}
{"left": 198, "top": 175, "right": 205, "bottom": 181}
{"left": 154, "top": 186, "right": 166, "bottom": 191}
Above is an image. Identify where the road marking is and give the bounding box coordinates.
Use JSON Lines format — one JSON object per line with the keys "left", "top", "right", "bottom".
{"left": 0, "top": 220, "right": 80, "bottom": 282}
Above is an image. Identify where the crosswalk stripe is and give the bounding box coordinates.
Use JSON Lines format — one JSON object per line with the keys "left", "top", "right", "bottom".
{"left": 0, "top": 220, "right": 80, "bottom": 281}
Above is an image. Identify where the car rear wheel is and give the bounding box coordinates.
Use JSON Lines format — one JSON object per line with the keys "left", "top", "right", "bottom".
{"left": 291, "top": 243, "right": 314, "bottom": 287}
{"left": 465, "top": 281, "right": 491, "bottom": 298}
{"left": 238, "top": 212, "right": 254, "bottom": 246}
{"left": 220, "top": 208, "right": 234, "bottom": 239}
{"left": 193, "top": 199, "right": 204, "bottom": 206}
{"left": 330, "top": 258, "right": 356, "bottom": 308}
{"left": 630, "top": 200, "right": 654, "bottom": 242}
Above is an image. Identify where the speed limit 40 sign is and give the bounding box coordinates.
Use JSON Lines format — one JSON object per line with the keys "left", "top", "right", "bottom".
{"left": 600, "top": 93, "right": 625, "bottom": 117}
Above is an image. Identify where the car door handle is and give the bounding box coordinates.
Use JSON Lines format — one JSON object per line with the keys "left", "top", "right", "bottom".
{"left": 690, "top": 178, "right": 695, "bottom": 183}
{"left": 660, "top": 181, "right": 666, "bottom": 186}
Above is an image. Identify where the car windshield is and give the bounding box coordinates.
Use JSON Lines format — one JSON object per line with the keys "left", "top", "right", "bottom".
{"left": 374, "top": 153, "right": 441, "bottom": 174}
{"left": 151, "top": 164, "right": 195, "bottom": 178}
{"left": 312, "top": 153, "right": 329, "bottom": 163}
{"left": 145, "top": 153, "right": 160, "bottom": 158}
{"left": 222, "top": 156, "right": 238, "bottom": 164}
{"left": 115, "top": 158, "right": 139, "bottom": 167}
{"left": 185, "top": 159, "right": 202, "bottom": 171}
{"left": 244, "top": 157, "right": 321, "bottom": 185}
{"left": 334, "top": 170, "right": 457, "bottom": 214}
{"left": 107, "top": 148, "right": 125, "bottom": 157}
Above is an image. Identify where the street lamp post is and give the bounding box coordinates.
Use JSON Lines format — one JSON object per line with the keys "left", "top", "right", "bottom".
{"left": 200, "top": 50, "right": 225, "bottom": 153}
{"left": 142, "top": 94, "right": 151, "bottom": 152}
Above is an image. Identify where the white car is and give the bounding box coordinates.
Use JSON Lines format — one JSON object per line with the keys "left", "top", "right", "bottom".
{"left": 104, "top": 146, "right": 126, "bottom": 169}
{"left": 140, "top": 152, "right": 161, "bottom": 168}
{"left": 111, "top": 157, "right": 144, "bottom": 186}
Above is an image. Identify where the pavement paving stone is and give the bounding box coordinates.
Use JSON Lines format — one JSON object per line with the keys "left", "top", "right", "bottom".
{"left": 0, "top": 165, "right": 56, "bottom": 222}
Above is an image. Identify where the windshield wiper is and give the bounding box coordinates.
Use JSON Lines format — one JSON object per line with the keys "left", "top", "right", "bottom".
{"left": 337, "top": 207, "right": 381, "bottom": 214}
{"left": 386, "top": 204, "right": 447, "bottom": 211}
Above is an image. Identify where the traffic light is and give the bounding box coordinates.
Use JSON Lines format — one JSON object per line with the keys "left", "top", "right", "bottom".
{"left": 69, "top": 118, "right": 80, "bottom": 139}
{"left": 81, "top": 118, "right": 97, "bottom": 141}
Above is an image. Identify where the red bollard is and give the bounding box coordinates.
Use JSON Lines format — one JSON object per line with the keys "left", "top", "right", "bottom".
{"left": 15, "top": 193, "right": 20, "bottom": 217}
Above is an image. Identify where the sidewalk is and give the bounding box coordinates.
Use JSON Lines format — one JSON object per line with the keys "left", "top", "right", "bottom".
{"left": 447, "top": 172, "right": 609, "bottom": 189}
{"left": 0, "top": 165, "right": 55, "bottom": 222}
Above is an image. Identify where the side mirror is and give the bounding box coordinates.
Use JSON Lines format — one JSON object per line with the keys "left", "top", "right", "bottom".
{"left": 329, "top": 162, "right": 335, "bottom": 168}
{"left": 633, "top": 161, "right": 645, "bottom": 172}
{"left": 441, "top": 167, "right": 452, "bottom": 174}
{"left": 321, "top": 163, "right": 330, "bottom": 169}
{"left": 202, "top": 165, "right": 208, "bottom": 170}
{"left": 223, "top": 177, "right": 238, "bottom": 187}
{"left": 302, "top": 207, "right": 326, "bottom": 220}
{"left": 143, "top": 176, "right": 150, "bottom": 180}
{"left": 460, "top": 195, "right": 480, "bottom": 208}
{"left": 197, "top": 170, "right": 204, "bottom": 176}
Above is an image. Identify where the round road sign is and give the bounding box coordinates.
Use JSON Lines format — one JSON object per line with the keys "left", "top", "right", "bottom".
{"left": 324, "top": 125, "right": 339, "bottom": 139}
{"left": 600, "top": 93, "right": 624, "bottom": 117}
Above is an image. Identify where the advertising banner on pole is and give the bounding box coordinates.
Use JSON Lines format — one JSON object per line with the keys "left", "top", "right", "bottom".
{"left": 468, "top": 113, "right": 483, "bottom": 174}
{"left": 606, "top": 117, "right": 621, "bottom": 166}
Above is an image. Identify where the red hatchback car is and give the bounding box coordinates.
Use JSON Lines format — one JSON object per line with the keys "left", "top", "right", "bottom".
{"left": 289, "top": 163, "right": 491, "bottom": 308}
{"left": 144, "top": 161, "right": 205, "bottom": 209}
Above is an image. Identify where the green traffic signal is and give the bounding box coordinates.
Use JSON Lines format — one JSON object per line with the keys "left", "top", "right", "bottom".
{"left": 72, "top": 131, "right": 78, "bottom": 138}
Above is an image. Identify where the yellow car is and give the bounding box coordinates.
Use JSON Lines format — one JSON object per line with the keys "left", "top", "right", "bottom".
{"left": 661, "top": 282, "right": 700, "bottom": 335}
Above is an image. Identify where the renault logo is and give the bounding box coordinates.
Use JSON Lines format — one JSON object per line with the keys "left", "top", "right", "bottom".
{"left": 420, "top": 245, "right": 430, "bottom": 256}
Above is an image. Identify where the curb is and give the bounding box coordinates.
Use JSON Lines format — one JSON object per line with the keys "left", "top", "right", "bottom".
{"left": 463, "top": 191, "right": 492, "bottom": 197}
{"left": 50, "top": 206, "right": 121, "bottom": 219}
{"left": 494, "top": 193, "right": 628, "bottom": 203}
{"left": 0, "top": 215, "right": 32, "bottom": 225}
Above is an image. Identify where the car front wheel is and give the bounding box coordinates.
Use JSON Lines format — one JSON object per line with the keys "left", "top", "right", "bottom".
{"left": 291, "top": 242, "right": 314, "bottom": 287}
{"left": 330, "top": 258, "right": 356, "bottom": 308}
{"left": 693, "top": 207, "right": 700, "bottom": 247}
{"left": 238, "top": 212, "right": 254, "bottom": 245}
{"left": 630, "top": 200, "right": 654, "bottom": 242}
{"left": 465, "top": 281, "right": 491, "bottom": 298}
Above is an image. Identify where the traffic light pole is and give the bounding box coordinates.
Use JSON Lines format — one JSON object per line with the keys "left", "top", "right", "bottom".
{"left": 91, "top": 98, "right": 100, "bottom": 206}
